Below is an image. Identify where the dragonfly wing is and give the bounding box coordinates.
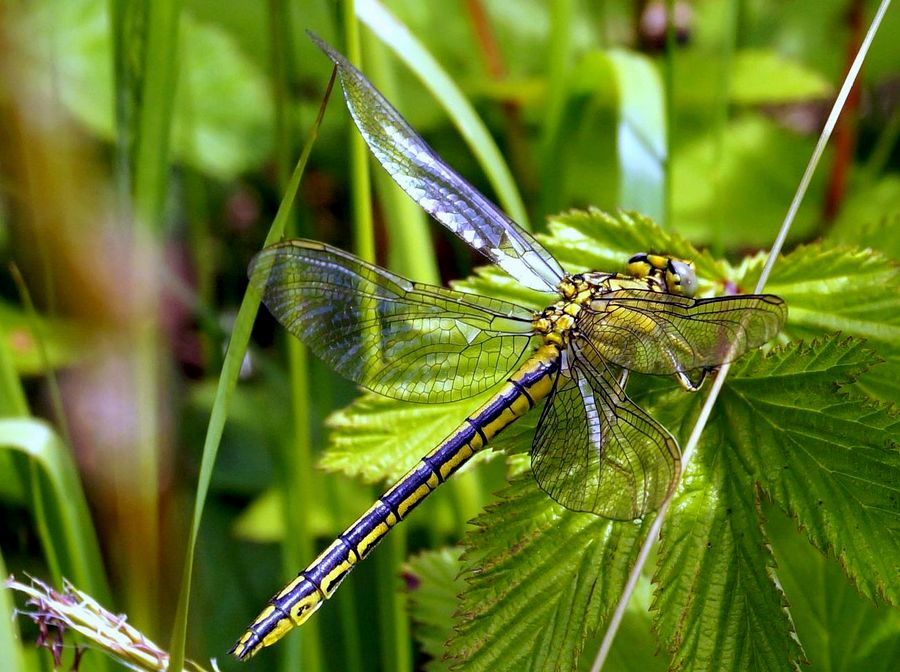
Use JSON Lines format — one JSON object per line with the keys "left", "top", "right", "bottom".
{"left": 250, "top": 240, "right": 536, "bottom": 403}
{"left": 530, "top": 346, "right": 680, "bottom": 520}
{"left": 311, "top": 33, "right": 564, "bottom": 294}
{"left": 580, "top": 290, "right": 786, "bottom": 375}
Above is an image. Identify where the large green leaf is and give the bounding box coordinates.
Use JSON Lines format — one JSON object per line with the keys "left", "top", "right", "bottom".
{"left": 671, "top": 116, "right": 825, "bottom": 247}
{"left": 723, "top": 336, "right": 900, "bottom": 603}
{"left": 653, "top": 417, "right": 804, "bottom": 671}
{"left": 765, "top": 244, "right": 900, "bottom": 404}
{"left": 767, "top": 504, "right": 900, "bottom": 672}
{"left": 729, "top": 49, "right": 832, "bottom": 105}
{"left": 547, "top": 49, "right": 666, "bottom": 222}
{"left": 447, "top": 470, "right": 652, "bottom": 671}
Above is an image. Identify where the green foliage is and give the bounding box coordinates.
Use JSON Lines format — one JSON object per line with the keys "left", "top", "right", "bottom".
{"left": 449, "top": 471, "right": 652, "bottom": 671}
{"left": 545, "top": 49, "right": 666, "bottom": 221}
{"left": 766, "top": 244, "right": 900, "bottom": 400}
{"left": 654, "top": 459, "right": 802, "bottom": 672}
{"left": 324, "top": 390, "right": 498, "bottom": 483}
{"left": 653, "top": 335, "right": 899, "bottom": 671}
{"left": 0, "top": 419, "right": 110, "bottom": 606}
{"left": 0, "top": 306, "right": 86, "bottom": 376}
{"left": 720, "top": 337, "right": 899, "bottom": 603}
{"left": 19, "top": 0, "right": 272, "bottom": 179}
{"left": 672, "top": 116, "right": 826, "bottom": 247}
{"left": 405, "top": 547, "right": 465, "bottom": 672}
{"left": 767, "top": 504, "right": 900, "bottom": 672}
{"left": 729, "top": 49, "right": 832, "bottom": 105}
{"left": 359, "top": 0, "right": 530, "bottom": 227}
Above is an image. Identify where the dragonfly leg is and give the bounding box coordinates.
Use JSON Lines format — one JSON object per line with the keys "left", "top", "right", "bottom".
{"left": 617, "top": 369, "right": 630, "bottom": 389}
{"left": 674, "top": 368, "right": 708, "bottom": 392}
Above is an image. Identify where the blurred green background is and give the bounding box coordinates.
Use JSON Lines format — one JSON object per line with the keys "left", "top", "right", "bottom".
{"left": 0, "top": 0, "right": 898, "bottom": 670}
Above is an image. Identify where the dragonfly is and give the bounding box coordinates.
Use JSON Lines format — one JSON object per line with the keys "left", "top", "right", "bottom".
{"left": 230, "top": 34, "right": 786, "bottom": 660}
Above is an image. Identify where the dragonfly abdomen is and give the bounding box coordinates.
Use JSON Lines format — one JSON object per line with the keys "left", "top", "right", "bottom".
{"left": 230, "top": 344, "right": 560, "bottom": 660}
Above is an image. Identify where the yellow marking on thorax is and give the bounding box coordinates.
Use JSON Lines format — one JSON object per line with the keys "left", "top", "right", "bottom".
{"left": 533, "top": 299, "right": 581, "bottom": 348}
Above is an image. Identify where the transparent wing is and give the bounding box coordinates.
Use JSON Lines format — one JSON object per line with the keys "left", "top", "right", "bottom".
{"left": 249, "top": 240, "right": 536, "bottom": 403}
{"left": 531, "top": 346, "right": 680, "bottom": 520}
{"left": 580, "top": 290, "right": 786, "bottom": 375}
{"left": 310, "top": 33, "right": 564, "bottom": 294}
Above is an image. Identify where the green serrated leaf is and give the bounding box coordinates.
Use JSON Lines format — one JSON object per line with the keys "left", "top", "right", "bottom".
{"left": 406, "top": 547, "right": 465, "bottom": 672}
{"left": 544, "top": 209, "right": 722, "bottom": 280}
{"left": 767, "top": 244, "right": 900, "bottom": 347}
{"left": 724, "top": 335, "right": 900, "bottom": 603}
{"left": 447, "top": 473, "right": 651, "bottom": 672}
{"left": 767, "top": 504, "right": 900, "bottom": 672}
{"left": 765, "top": 244, "right": 900, "bottom": 405}
{"left": 653, "top": 444, "right": 804, "bottom": 672}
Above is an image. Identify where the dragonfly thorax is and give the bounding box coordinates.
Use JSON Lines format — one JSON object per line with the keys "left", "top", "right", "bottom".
{"left": 538, "top": 266, "right": 691, "bottom": 347}
{"left": 533, "top": 300, "right": 581, "bottom": 347}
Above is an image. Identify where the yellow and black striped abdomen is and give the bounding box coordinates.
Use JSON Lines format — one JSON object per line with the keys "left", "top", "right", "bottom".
{"left": 230, "top": 344, "right": 561, "bottom": 660}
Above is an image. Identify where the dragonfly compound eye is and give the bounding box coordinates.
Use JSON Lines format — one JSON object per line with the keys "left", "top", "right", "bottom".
{"left": 666, "top": 259, "right": 698, "bottom": 297}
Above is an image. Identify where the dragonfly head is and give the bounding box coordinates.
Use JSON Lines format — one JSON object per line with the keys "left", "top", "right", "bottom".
{"left": 627, "top": 253, "right": 698, "bottom": 297}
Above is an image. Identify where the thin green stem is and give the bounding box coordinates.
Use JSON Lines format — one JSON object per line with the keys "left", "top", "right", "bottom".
{"left": 375, "top": 524, "right": 411, "bottom": 672}
{"left": 663, "top": 0, "right": 677, "bottom": 228}
{"left": 0, "top": 550, "right": 26, "bottom": 672}
{"left": 344, "top": 0, "right": 376, "bottom": 264}
{"left": 128, "top": 0, "right": 183, "bottom": 636}
{"left": 0, "top": 325, "right": 29, "bottom": 417}
{"left": 709, "top": 0, "right": 739, "bottom": 255}
{"left": 268, "top": 3, "right": 324, "bottom": 669}
{"left": 540, "top": 0, "right": 574, "bottom": 218}
{"left": 336, "top": 575, "right": 365, "bottom": 672}
{"left": 8, "top": 264, "right": 71, "bottom": 448}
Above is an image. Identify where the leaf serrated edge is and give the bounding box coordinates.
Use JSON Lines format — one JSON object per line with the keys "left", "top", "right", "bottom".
{"left": 732, "top": 333, "right": 881, "bottom": 381}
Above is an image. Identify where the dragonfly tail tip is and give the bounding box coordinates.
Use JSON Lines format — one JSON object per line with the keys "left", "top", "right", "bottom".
{"left": 228, "top": 631, "right": 262, "bottom": 662}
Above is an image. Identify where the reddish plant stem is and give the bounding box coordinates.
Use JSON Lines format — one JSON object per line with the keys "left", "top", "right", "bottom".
{"left": 464, "top": 0, "right": 537, "bottom": 199}
{"left": 824, "top": 0, "right": 865, "bottom": 221}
